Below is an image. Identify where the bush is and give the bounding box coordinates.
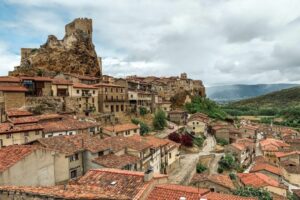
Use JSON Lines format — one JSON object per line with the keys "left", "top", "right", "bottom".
{"left": 140, "top": 122, "right": 150, "bottom": 136}
{"left": 229, "top": 172, "right": 236, "bottom": 180}
{"left": 216, "top": 137, "right": 229, "bottom": 146}
{"left": 139, "top": 107, "right": 148, "bottom": 116}
{"left": 233, "top": 186, "right": 272, "bottom": 200}
{"left": 196, "top": 163, "right": 207, "bottom": 173}
{"left": 218, "top": 154, "right": 236, "bottom": 171}
{"left": 193, "top": 137, "right": 204, "bottom": 148}
{"left": 131, "top": 118, "right": 140, "bottom": 125}
{"left": 168, "top": 132, "right": 181, "bottom": 143}
{"left": 181, "top": 134, "right": 193, "bottom": 147}
{"left": 217, "top": 167, "right": 224, "bottom": 173}
{"left": 153, "top": 109, "right": 167, "bottom": 130}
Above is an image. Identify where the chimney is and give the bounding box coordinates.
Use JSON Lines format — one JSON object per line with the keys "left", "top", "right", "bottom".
{"left": 144, "top": 167, "right": 154, "bottom": 182}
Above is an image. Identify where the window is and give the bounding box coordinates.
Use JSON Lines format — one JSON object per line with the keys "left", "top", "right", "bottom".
{"left": 131, "top": 94, "right": 134, "bottom": 98}
{"left": 98, "top": 151, "right": 104, "bottom": 156}
{"left": 121, "top": 88, "right": 123, "bottom": 93}
{"left": 111, "top": 88, "right": 113, "bottom": 92}
{"left": 0, "top": 139, "right": 2, "bottom": 147}
{"left": 70, "top": 153, "right": 79, "bottom": 162}
{"left": 92, "top": 98, "right": 95, "bottom": 103}
{"left": 70, "top": 169, "right": 77, "bottom": 179}
{"left": 77, "top": 90, "right": 80, "bottom": 94}
{"left": 134, "top": 129, "right": 137, "bottom": 133}
{"left": 93, "top": 90, "right": 95, "bottom": 94}
{"left": 35, "top": 131, "right": 40, "bottom": 135}
{"left": 24, "top": 132, "right": 29, "bottom": 137}
{"left": 121, "top": 105, "right": 124, "bottom": 111}
{"left": 116, "top": 105, "right": 119, "bottom": 112}
{"left": 6, "top": 134, "right": 11, "bottom": 139}
{"left": 105, "top": 88, "right": 107, "bottom": 92}
{"left": 75, "top": 153, "right": 79, "bottom": 160}
{"left": 105, "top": 95, "right": 108, "bottom": 100}
{"left": 111, "top": 96, "right": 113, "bottom": 100}
{"left": 79, "top": 104, "right": 81, "bottom": 108}
{"left": 169, "top": 153, "right": 172, "bottom": 159}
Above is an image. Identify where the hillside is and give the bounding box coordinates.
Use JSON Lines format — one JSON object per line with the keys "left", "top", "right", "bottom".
{"left": 207, "top": 84, "right": 299, "bottom": 102}
{"left": 230, "top": 86, "right": 300, "bottom": 108}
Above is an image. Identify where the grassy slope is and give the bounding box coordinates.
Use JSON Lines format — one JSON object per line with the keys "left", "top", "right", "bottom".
{"left": 231, "top": 86, "right": 300, "bottom": 108}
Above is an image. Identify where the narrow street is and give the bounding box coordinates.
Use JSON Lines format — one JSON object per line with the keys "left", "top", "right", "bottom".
{"left": 155, "top": 121, "right": 183, "bottom": 139}
{"left": 168, "top": 135, "right": 217, "bottom": 184}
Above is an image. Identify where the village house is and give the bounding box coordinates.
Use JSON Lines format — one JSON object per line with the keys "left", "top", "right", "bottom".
{"left": 279, "top": 158, "right": 300, "bottom": 186}
{"left": 156, "top": 101, "right": 172, "bottom": 112}
{"left": 210, "top": 123, "right": 231, "bottom": 143}
{"left": 284, "top": 138, "right": 300, "bottom": 151}
{"left": 259, "top": 138, "right": 291, "bottom": 157}
{"left": 186, "top": 112, "right": 209, "bottom": 136}
{"left": 95, "top": 82, "right": 128, "bottom": 114}
{"left": 238, "top": 124, "right": 259, "bottom": 139}
{"left": 51, "top": 78, "right": 73, "bottom": 96}
{"left": 274, "top": 151, "right": 300, "bottom": 166}
{"left": 0, "top": 168, "right": 169, "bottom": 200}
{"left": 190, "top": 174, "right": 236, "bottom": 194}
{"left": 102, "top": 123, "right": 140, "bottom": 137}
{"left": 237, "top": 173, "right": 288, "bottom": 198}
{"left": 55, "top": 73, "right": 100, "bottom": 85}
{"left": 250, "top": 161, "right": 282, "bottom": 182}
{"left": 168, "top": 109, "right": 188, "bottom": 125}
{"left": 0, "top": 121, "right": 43, "bottom": 148}
{"left": 128, "top": 90, "right": 153, "bottom": 113}
{"left": 130, "top": 135, "right": 180, "bottom": 174}
{"left": 225, "top": 138, "right": 255, "bottom": 167}
{"left": 0, "top": 85, "right": 27, "bottom": 113}
{"left": 0, "top": 145, "right": 56, "bottom": 186}
{"left": 20, "top": 76, "right": 53, "bottom": 96}
{"left": 71, "top": 82, "right": 98, "bottom": 114}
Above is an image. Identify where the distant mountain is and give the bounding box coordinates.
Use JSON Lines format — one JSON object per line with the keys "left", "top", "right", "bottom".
{"left": 206, "top": 84, "right": 299, "bottom": 102}
{"left": 231, "top": 86, "right": 300, "bottom": 108}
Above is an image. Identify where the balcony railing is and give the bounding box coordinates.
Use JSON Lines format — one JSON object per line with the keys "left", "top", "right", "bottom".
{"left": 82, "top": 93, "right": 92, "bottom": 97}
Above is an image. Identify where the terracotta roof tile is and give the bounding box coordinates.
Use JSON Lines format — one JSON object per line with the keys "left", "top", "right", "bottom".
{"left": 0, "top": 123, "right": 43, "bottom": 134}
{"left": 203, "top": 192, "right": 258, "bottom": 200}
{"left": 9, "top": 116, "right": 38, "bottom": 125}
{"left": 0, "top": 86, "right": 28, "bottom": 92}
{"left": 20, "top": 76, "right": 53, "bottom": 82}
{"left": 92, "top": 154, "right": 140, "bottom": 169}
{"left": 238, "top": 173, "right": 280, "bottom": 188}
{"left": 6, "top": 109, "right": 33, "bottom": 117}
{"left": 52, "top": 78, "right": 73, "bottom": 85}
{"left": 0, "top": 76, "right": 21, "bottom": 83}
{"left": 260, "top": 138, "right": 290, "bottom": 152}
{"left": 73, "top": 82, "right": 98, "bottom": 89}
{"left": 250, "top": 162, "right": 282, "bottom": 176}
{"left": 130, "top": 135, "right": 170, "bottom": 148}
{"left": 103, "top": 123, "right": 139, "bottom": 133}
{"left": 94, "top": 83, "right": 125, "bottom": 88}
{"left": 0, "top": 145, "right": 36, "bottom": 172}
{"left": 191, "top": 174, "right": 236, "bottom": 190}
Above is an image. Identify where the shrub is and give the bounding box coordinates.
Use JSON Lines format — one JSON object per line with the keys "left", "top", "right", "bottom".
{"left": 218, "top": 154, "right": 236, "bottom": 171}
{"left": 216, "top": 137, "right": 229, "bottom": 146}
{"left": 131, "top": 118, "right": 140, "bottom": 125}
{"left": 181, "top": 134, "right": 193, "bottom": 147}
{"left": 140, "top": 122, "right": 150, "bottom": 136}
{"left": 233, "top": 186, "right": 272, "bottom": 200}
{"left": 139, "top": 107, "right": 148, "bottom": 116}
{"left": 196, "top": 163, "right": 207, "bottom": 173}
{"left": 153, "top": 109, "right": 167, "bottom": 130}
{"left": 229, "top": 172, "right": 236, "bottom": 180}
{"left": 168, "top": 132, "right": 181, "bottom": 143}
{"left": 193, "top": 137, "right": 204, "bottom": 148}
{"left": 217, "top": 167, "right": 224, "bottom": 173}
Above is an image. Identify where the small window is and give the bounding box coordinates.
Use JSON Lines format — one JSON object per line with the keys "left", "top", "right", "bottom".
{"left": 75, "top": 153, "right": 79, "bottom": 160}
{"left": 92, "top": 98, "right": 95, "bottom": 103}
{"left": 134, "top": 129, "right": 137, "bottom": 133}
{"left": 98, "top": 151, "right": 104, "bottom": 156}
{"left": 93, "top": 90, "right": 95, "bottom": 94}
{"left": 77, "top": 90, "right": 80, "bottom": 94}
{"left": 6, "top": 134, "right": 11, "bottom": 139}
{"left": 79, "top": 104, "right": 81, "bottom": 108}
{"left": 111, "top": 88, "right": 113, "bottom": 92}
{"left": 70, "top": 169, "right": 77, "bottom": 179}
{"left": 24, "top": 132, "right": 29, "bottom": 137}
{"left": 169, "top": 153, "right": 172, "bottom": 159}
{"left": 105, "top": 88, "right": 107, "bottom": 92}
{"left": 35, "top": 131, "right": 40, "bottom": 135}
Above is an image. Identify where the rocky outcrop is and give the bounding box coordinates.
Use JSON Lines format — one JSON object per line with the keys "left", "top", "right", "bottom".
{"left": 11, "top": 18, "right": 101, "bottom": 77}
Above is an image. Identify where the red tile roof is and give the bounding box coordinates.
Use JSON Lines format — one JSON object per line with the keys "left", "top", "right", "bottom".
{"left": 238, "top": 173, "right": 280, "bottom": 188}
{"left": 274, "top": 151, "right": 300, "bottom": 158}
{"left": 6, "top": 109, "right": 33, "bottom": 117}
{"left": 0, "top": 123, "right": 43, "bottom": 134}
{"left": 147, "top": 184, "right": 209, "bottom": 200}
{"left": 250, "top": 162, "right": 282, "bottom": 176}
{"left": 40, "top": 117, "right": 99, "bottom": 133}
{"left": 203, "top": 192, "right": 258, "bottom": 200}
{"left": 260, "top": 138, "right": 290, "bottom": 152}
{"left": 75, "top": 168, "right": 167, "bottom": 199}
{"left": 52, "top": 78, "right": 73, "bottom": 85}
{"left": 94, "top": 83, "right": 125, "bottom": 88}
{"left": 0, "top": 185, "right": 129, "bottom": 200}
{"left": 0, "top": 76, "right": 21, "bottom": 83}
{"left": 103, "top": 123, "right": 139, "bottom": 133}
{"left": 0, "top": 145, "right": 36, "bottom": 172}
{"left": 73, "top": 82, "right": 98, "bottom": 89}
{"left": 9, "top": 116, "right": 38, "bottom": 125}
{"left": 130, "top": 135, "right": 170, "bottom": 148}
{"left": 0, "top": 86, "right": 28, "bottom": 92}
{"left": 191, "top": 174, "right": 235, "bottom": 190}
{"left": 36, "top": 134, "right": 110, "bottom": 156}
{"left": 20, "top": 76, "right": 53, "bottom": 82}
{"left": 92, "top": 154, "right": 140, "bottom": 169}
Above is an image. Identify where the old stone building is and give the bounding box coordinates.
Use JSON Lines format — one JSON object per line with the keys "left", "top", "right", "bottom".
{"left": 95, "top": 83, "right": 128, "bottom": 114}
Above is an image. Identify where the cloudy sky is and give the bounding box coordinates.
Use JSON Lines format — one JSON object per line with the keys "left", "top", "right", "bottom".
{"left": 1, "top": 0, "right": 300, "bottom": 86}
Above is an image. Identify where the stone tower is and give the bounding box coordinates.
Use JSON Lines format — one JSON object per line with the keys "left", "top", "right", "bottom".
{"left": 65, "top": 18, "right": 93, "bottom": 40}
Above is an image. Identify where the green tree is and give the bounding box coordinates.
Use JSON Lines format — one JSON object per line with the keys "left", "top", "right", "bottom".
{"left": 139, "top": 107, "right": 148, "bottom": 116}
{"left": 218, "top": 154, "right": 236, "bottom": 171}
{"left": 196, "top": 163, "right": 207, "bottom": 173}
{"left": 139, "top": 122, "right": 150, "bottom": 136}
{"left": 216, "top": 137, "right": 229, "bottom": 146}
{"left": 233, "top": 186, "right": 272, "bottom": 200}
{"left": 153, "top": 109, "right": 167, "bottom": 130}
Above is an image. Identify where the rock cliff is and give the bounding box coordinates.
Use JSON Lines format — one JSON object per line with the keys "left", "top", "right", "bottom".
{"left": 11, "top": 18, "right": 101, "bottom": 77}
